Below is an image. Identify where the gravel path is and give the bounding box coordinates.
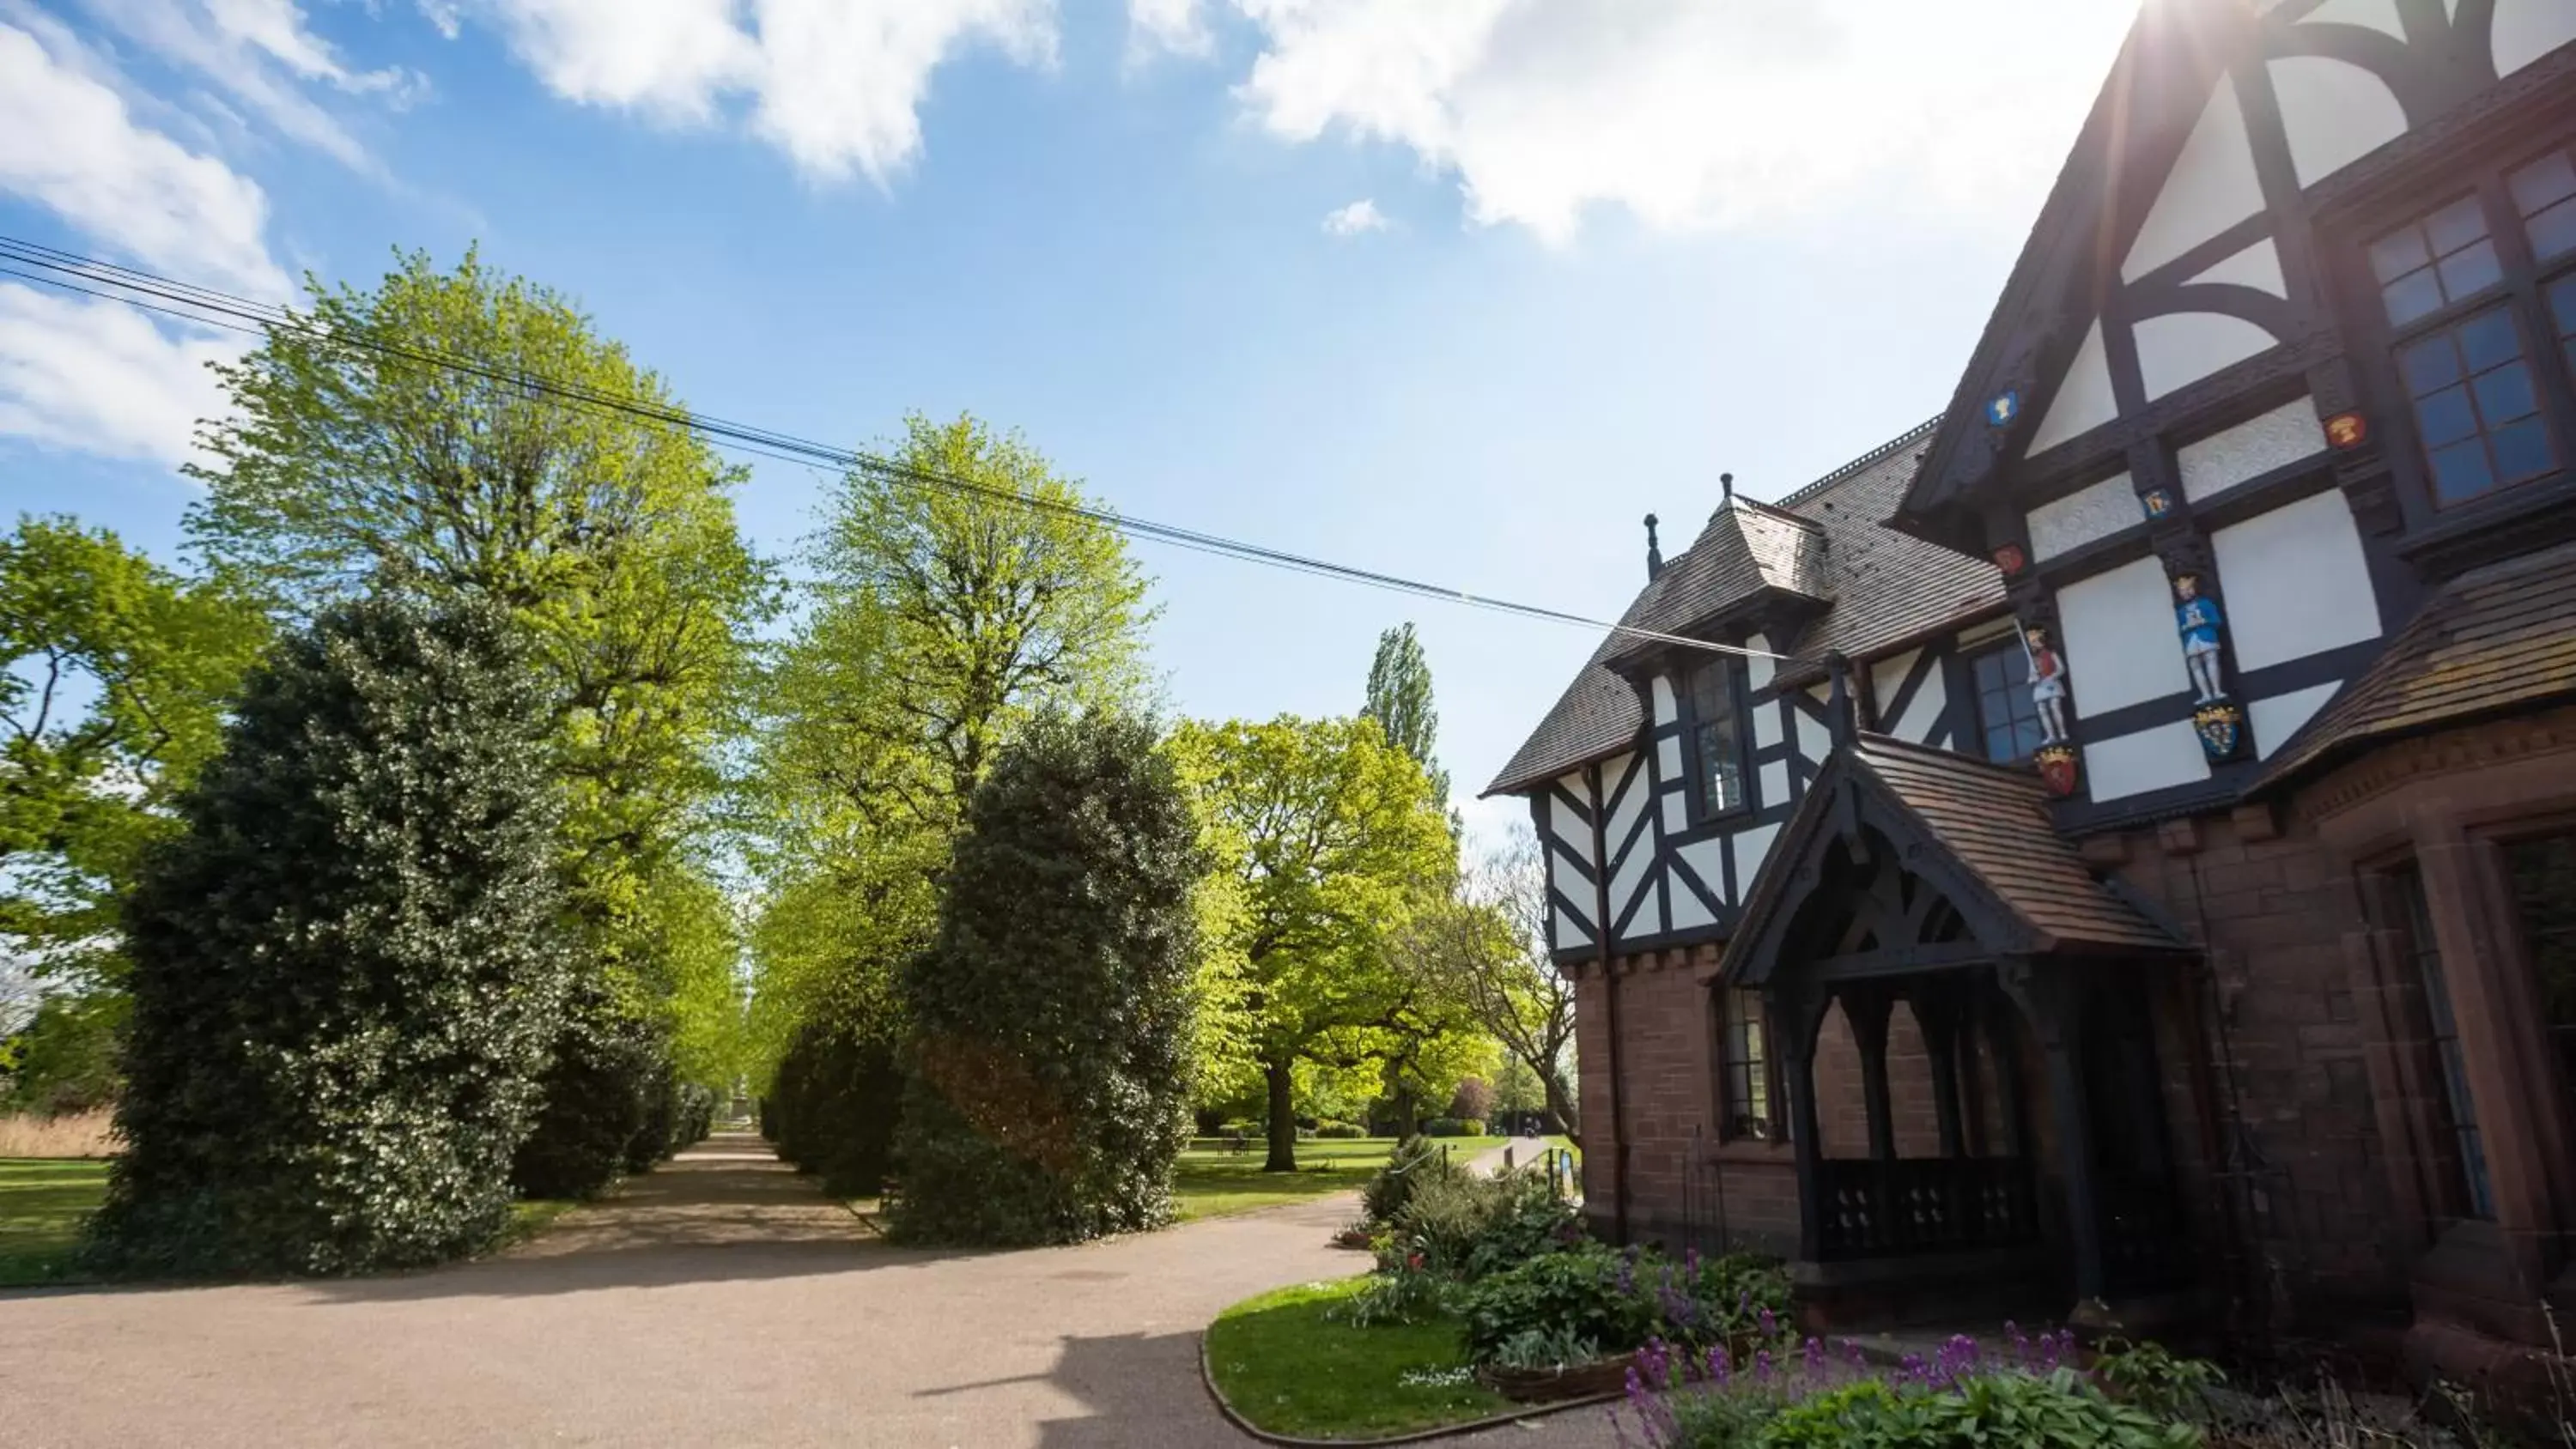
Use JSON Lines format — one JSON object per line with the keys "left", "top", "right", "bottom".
{"left": 3, "top": 1133, "right": 1626, "bottom": 1448}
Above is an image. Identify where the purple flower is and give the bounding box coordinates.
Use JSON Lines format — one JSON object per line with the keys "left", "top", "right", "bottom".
{"left": 1707, "top": 1345, "right": 1731, "bottom": 1385}
{"left": 1755, "top": 1349, "right": 1774, "bottom": 1382}
{"left": 1758, "top": 1305, "right": 1777, "bottom": 1339}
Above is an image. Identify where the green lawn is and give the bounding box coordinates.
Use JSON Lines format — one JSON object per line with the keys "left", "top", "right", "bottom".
{"left": 0, "top": 1156, "right": 578, "bottom": 1288}
{"left": 1170, "top": 1137, "right": 1510, "bottom": 1222}
{"left": 0, "top": 1156, "right": 108, "bottom": 1288}
{"left": 1203, "top": 1276, "right": 1514, "bottom": 1440}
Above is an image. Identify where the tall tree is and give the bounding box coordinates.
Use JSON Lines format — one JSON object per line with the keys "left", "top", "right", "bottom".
{"left": 183, "top": 251, "right": 769, "bottom": 1190}
{"left": 1400, "top": 827, "right": 1582, "bottom": 1144}
{"left": 745, "top": 413, "right": 1156, "bottom": 1184}
{"left": 90, "top": 591, "right": 568, "bottom": 1276}
{"left": 889, "top": 710, "right": 1203, "bottom": 1246}
{"left": 1171, "top": 715, "right": 1452, "bottom": 1172}
{"left": 1362, "top": 622, "right": 1449, "bottom": 809}
{"left": 1, "top": 518, "right": 266, "bottom": 977}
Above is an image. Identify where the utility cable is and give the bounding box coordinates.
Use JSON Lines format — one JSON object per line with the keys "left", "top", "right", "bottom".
{"left": 0, "top": 234, "right": 1802, "bottom": 663}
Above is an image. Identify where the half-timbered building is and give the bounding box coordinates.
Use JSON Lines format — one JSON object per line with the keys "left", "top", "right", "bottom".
{"left": 1489, "top": 0, "right": 2576, "bottom": 1384}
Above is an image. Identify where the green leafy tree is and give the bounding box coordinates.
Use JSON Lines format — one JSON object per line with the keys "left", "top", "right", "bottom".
{"left": 745, "top": 414, "right": 1155, "bottom": 1186}
{"left": 1171, "top": 715, "right": 1452, "bottom": 1172}
{"left": 183, "top": 250, "right": 769, "bottom": 1193}
{"left": 88, "top": 591, "right": 568, "bottom": 1276}
{"left": 0, "top": 517, "right": 266, "bottom": 983}
{"left": 1362, "top": 622, "right": 1449, "bottom": 809}
{"left": 887, "top": 710, "right": 1203, "bottom": 1246}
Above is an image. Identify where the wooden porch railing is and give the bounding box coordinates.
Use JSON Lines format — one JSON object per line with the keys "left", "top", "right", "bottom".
{"left": 1814, "top": 1155, "right": 2038, "bottom": 1260}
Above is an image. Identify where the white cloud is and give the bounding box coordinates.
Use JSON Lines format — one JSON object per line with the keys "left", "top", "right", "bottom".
{"left": 1321, "top": 197, "right": 1384, "bottom": 236}
{"left": 1127, "top": 0, "right": 1209, "bottom": 62}
{"left": 0, "top": 21, "right": 289, "bottom": 297}
{"left": 0, "top": 284, "right": 241, "bottom": 465}
{"left": 74, "top": 0, "right": 428, "bottom": 170}
{"left": 416, "top": 0, "right": 461, "bottom": 39}
{"left": 459, "top": 0, "right": 1055, "bottom": 185}
{"left": 1213, "top": 0, "right": 2139, "bottom": 246}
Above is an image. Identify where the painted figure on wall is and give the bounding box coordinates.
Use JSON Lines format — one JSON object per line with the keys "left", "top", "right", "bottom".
{"left": 2174, "top": 573, "right": 2227, "bottom": 704}
{"left": 2025, "top": 624, "right": 2071, "bottom": 745}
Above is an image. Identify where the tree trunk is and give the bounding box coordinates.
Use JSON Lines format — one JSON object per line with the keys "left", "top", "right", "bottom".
{"left": 1543, "top": 1069, "right": 1582, "bottom": 1152}
{"left": 1264, "top": 1058, "right": 1297, "bottom": 1173}
{"left": 1394, "top": 1083, "right": 1419, "bottom": 1137}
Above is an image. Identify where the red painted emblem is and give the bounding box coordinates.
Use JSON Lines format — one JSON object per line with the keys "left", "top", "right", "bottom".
{"left": 2034, "top": 743, "right": 2081, "bottom": 799}
{"left": 2324, "top": 411, "right": 2368, "bottom": 449}
{"left": 1992, "top": 543, "right": 2027, "bottom": 575}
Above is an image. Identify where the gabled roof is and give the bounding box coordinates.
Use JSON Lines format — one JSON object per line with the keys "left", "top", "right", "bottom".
{"left": 1721, "top": 734, "right": 2184, "bottom": 985}
{"left": 1896, "top": 1, "right": 2238, "bottom": 546}
{"left": 2259, "top": 539, "right": 2576, "bottom": 789}
{"left": 1483, "top": 421, "right": 2005, "bottom": 796}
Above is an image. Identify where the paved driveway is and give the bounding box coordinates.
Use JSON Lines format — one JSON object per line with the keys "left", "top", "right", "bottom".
{"left": 3, "top": 1134, "right": 1625, "bottom": 1448}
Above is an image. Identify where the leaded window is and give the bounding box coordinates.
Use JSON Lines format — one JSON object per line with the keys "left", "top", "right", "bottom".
{"left": 2361, "top": 141, "right": 2576, "bottom": 508}
{"left": 2391, "top": 867, "right": 2494, "bottom": 1222}
{"left": 1966, "top": 640, "right": 2047, "bottom": 764}
{"left": 1686, "top": 658, "right": 1746, "bottom": 819}
{"left": 2505, "top": 831, "right": 2576, "bottom": 1106}
{"left": 1720, "top": 987, "right": 1775, "bottom": 1140}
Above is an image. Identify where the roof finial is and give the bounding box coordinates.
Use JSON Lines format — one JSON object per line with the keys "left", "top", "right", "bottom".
{"left": 1643, "top": 513, "right": 1663, "bottom": 581}
{"left": 1721, "top": 472, "right": 1735, "bottom": 506}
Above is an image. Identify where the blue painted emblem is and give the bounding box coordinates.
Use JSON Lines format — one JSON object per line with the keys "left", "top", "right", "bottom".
{"left": 2193, "top": 701, "right": 2245, "bottom": 763}
{"left": 2142, "top": 488, "right": 2174, "bottom": 518}
{"left": 1987, "top": 391, "right": 2021, "bottom": 427}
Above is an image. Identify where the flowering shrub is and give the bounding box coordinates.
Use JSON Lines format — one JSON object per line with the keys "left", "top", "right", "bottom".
{"left": 1458, "top": 1244, "right": 1792, "bottom": 1367}
{"left": 1394, "top": 1166, "right": 1580, "bottom": 1279}
{"left": 1618, "top": 1327, "right": 2208, "bottom": 1449}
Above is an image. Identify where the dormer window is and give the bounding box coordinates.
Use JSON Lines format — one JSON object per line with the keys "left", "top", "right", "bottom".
{"left": 2361, "top": 139, "right": 2576, "bottom": 508}
{"left": 1685, "top": 657, "right": 1747, "bottom": 820}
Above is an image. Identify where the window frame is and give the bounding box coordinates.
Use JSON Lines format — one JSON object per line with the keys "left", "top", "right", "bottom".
{"left": 1682, "top": 654, "right": 1753, "bottom": 825}
{"left": 1715, "top": 985, "right": 1783, "bottom": 1143}
{"left": 2348, "top": 137, "right": 2576, "bottom": 516}
{"left": 1961, "top": 637, "right": 2049, "bottom": 765}
{"left": 2369, "top": 864, "right": 2495, "bottom": 1225}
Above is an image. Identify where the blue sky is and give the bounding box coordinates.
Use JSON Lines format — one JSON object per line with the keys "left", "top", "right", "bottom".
{"left": 0, "top": 0, "right": 2136, "bottom": 849}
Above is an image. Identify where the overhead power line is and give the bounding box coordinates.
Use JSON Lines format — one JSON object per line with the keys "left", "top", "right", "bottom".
{"left": 0, "top": 234, "right": 1796, "bottom": 663}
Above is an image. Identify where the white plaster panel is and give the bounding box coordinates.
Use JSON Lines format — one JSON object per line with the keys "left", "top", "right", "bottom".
{"left": 1553, "top": 900, "right": 1589, "bottom": 950}
{"left": 1794, "top": 696, "right": 1833, "bottom": 764}
{"left": 1744, "top": 633, "right": 1775, "bottom": 691}
{"left": 2184, "top": 236, "right": 2287, "bottom": 298}
{"left": 2135, "top": 311, "right": 2278, "bottom": 400}
{"left": 2084, "top": 721, "right": 2213, "bottom": 802}
{"left": 1661, "top": 791, "right": 1687, "bottom": 834}
{"left": 2494, "top": 0, "right": 2576, "bottom": 76}
{"left": 2251, "top": 680, "right": 2344, "bottom": 759}
{"left": 1893, "top": 664, "right": 1948, "bottom": 745}
{"left": 1753, "top": 698, "right": 1785, "bottom": 750}
{"left": 1547, "top": 773, "right": 1592, "bottom": 853}
{"left": 2028, "top": 471, "right": 2139, "bottom": 562}
{"left": 2299, "top": 0, "right": 2405, "bottom": 39}
{"left": 1667, "top": 865, "right": 1716, "bottom": 931}
{"left": 1731, "top": 822, "right": 1782, "bottom": 902}
{"left": 1868, "top": 650, "right": 1920, "bottom": 728}
{"left": 1601, "top": 753, "right": 1645, "bottom": 848}
{"left": 2026, "top": 320, "right": 2117, "bottom": 456}
{"left": 2269, "top": 55, "right": 2408, "bottom": 188}
{"left": 1549, "top": 846, "right": 1595, "bottom": 942}
{"left": 2057, "top": 555, "right": 2190, "bottom": 716}
{"left": 2178, "top": 396, "right": 2326, "bottom": 503}
{"left": 1611, "top": 839, "right": 1657, "bottom": 935}
{"left": 2211, "top": 490, "right": 2379, "bottom": 671}
{"left": 1656, "top": 734, "right": 1683, "bottom": 782}
{"left": 1677, "top": 839, "right": 1728, "bottom": 907}
{"left": 2122, "top": 82, "right": 2265, "bottom": 282}
{"left": 1759, "top": 758, "right": 1790, "bottom": 810}
{"left": 1651, "top": 674, "right": 1678, "bottom": 726}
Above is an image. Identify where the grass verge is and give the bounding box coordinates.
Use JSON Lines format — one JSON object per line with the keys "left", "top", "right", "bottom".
{"left": 0, "top": 1156, "right": 108, "bottom": 1288}
{"left": 497, "top": 1197, "right": 577, "bottom": 1250}
{"left": 1171, "top": 1137, "right": 1510, "bottom": 1222}
{"left": 1203, "top": 1275, "right": 1513, "bottom": 1440}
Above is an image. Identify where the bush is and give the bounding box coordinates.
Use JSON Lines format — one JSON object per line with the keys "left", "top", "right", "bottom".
{"left": 1361, "top": 1134, "right": 1461, "bottom": 1227}
{"left": 512, "top": 979, "right": 663, "bottom": 1200}
{"left": 88, "top": 592, "right": 569, "bottom": 1276}
{"left": 1459, "top": 1244, "right": 1790, "bottom": 1367}
{"left": 1393, "top": 1167, "right": 1577, "bottom": 1280}
{"left": 1315, "top": 1120, "right": 1367, "bottom": 1139}
{"left": 1418, "top": 1116, "right": 1485, "bottom": 1137}
{"left": 1752, "top": 1370, "right": 2194, "bottom": 1449}
{"left": 886, "top": 711, "right": 1205, "bottom": 1246}
{"left": 1449, "top": 1077, "right": 1494, "bottom": 1123}
{"left": 767, "top": 1016, "right": 902, "bottom": 1197}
